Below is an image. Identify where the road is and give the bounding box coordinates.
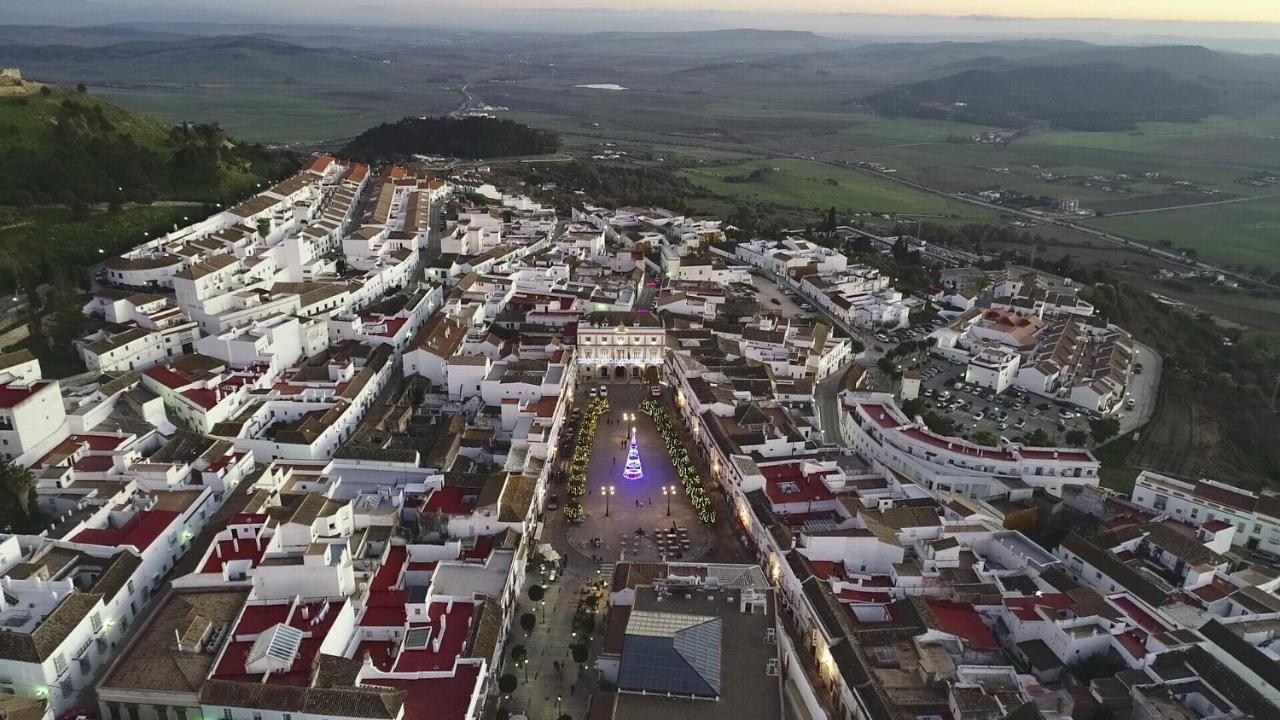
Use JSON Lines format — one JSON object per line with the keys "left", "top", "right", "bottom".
{"left": 1116, "top": 341, "right": 1162, "bottom": 436}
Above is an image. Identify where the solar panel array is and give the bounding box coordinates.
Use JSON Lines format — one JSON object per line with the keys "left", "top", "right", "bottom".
{"left": 618, "top": 611, "right": 723, "bottom": 698}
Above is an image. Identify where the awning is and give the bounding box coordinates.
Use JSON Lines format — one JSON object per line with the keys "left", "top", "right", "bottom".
{"left": 538, "top": 543, "right": 562, "bottom": 563}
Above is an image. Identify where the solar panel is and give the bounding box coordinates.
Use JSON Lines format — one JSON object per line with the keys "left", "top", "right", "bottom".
{"left": 619, "top": 612, "right": 723, "bottom": 698}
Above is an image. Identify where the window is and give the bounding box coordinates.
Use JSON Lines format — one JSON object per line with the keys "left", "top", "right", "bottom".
{"left": 222, "top": 710, "right": 233, "bottom": 720}
{"left": 91, "top": 612, "right": 103, "bottom": 633}
{"left": 53, "top": 652, "right": 68, "bottom": 676}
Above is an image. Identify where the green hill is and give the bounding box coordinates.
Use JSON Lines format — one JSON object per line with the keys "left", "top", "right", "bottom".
{"left": 340, "top": 115, "right": 560, "bottom": 162}
{"left": 0, "top": 86, "right": 298, "bottom": 292}
{"left": 0, "top": 86, "right": 296, "bottom": 207}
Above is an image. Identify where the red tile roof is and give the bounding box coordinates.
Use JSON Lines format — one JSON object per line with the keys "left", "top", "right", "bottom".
{"left": 71, "top": 510, "right": 179, "bottom": 551}
{"left": 1117, "top": 629, "right": 1147, "bottom": 659}
{"left": 73, "top": 455, "right": 114, "bottom": 472}
{"left": 1109, "top": 594, "right": 1168, "bottom": 633}
{"left": 1003, "top": 593, "right": 1076, "bottom": 622}
{"left": 0, "top": 380, "right": 53, "bottom": 409}
{"left": 307, "top": 155, "right": 335, "bottom": 174}
{"left": 201, "top": 537, "right": 268, "bottom": 573}
{"left": 378, "top": 664, "right": 481, "bottom": 720}
{"left": 392, "top": 602, "right": 474, "bottom": 672}
{"left": 838, "top": 588, "right": 892, "bottom": 604}
{"left": 181, "top": 388, "right": 220, "bottom": 410}
{"left": 1194, "top": 482, "right": 1257, "bottom": 512}
{"left": 371, "top": 546, "right": 407, "bottom": 592}
{"left": 419, "top": 484, "right": 481, "bottom": 512}
{"left": 762, "top": 463, "right": 836, "bottom": 505}
{"left": 360, "top": 591, "right": 408, "bottom": 628}
{"left": 143, "top": 364, "right": 194, "bottom": 390}
{"left": 925, "top": 599, "right": 999, "bottom": 650}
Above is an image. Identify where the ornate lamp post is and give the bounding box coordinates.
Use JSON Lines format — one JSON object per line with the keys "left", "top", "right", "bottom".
{"left": 601, "top": 485, "right": 616, "bottom": 517}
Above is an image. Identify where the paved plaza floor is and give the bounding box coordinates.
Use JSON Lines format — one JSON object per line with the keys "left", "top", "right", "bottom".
{"left": 566, "top": 382, "right": 712, "bottom": 563}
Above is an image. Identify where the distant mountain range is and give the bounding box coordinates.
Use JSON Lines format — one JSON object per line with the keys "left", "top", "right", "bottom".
{"left": 864, "top": 65, "right": 1222, "bottom": 130}
{"left": 0, "top": 34, "right": 393, "bottom": 86}
{"left": 859, "top": 43, "right": 1280, "bottom": 130}
{"left": 2, "top": 25, "right": 1278, "bottom": 136}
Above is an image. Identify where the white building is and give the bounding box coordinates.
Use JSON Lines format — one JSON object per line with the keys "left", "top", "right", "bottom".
{"left": 575, "top": 311, "right": 665, "bottom": 380}
{"left": 965, "top": 344, "right": 1021, "bottom": 393}
{"left": 840, "top": 392, "right": 1100, "bottom": 498}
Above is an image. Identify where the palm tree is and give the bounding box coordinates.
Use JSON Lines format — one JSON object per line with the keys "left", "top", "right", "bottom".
{"left": 0, "top": 455, "right": 36, "bottom": 517}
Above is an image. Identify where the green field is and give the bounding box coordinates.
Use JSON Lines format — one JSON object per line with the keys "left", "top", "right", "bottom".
{"left": 94, "top": 85, "right": 459, "bottom": 145}
{"left": 1088, "top": 197, "right": 1280, "bottom": 272}
{"left": 681, "top": 157, "right": 999, "bottom": 221}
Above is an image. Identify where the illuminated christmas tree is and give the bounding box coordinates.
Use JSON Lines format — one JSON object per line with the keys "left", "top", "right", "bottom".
{"left": 622, "top": 426, "right": 644, "bottom": 480}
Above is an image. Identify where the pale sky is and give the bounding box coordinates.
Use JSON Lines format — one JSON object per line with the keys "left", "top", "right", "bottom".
{"left": 494, "top": 0, "right": 1278, "bottom": 23}
{"left": 10, "top": 0, "right": 1280, "bottom": 35}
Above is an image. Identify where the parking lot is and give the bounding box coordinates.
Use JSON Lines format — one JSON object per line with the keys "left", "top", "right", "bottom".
{"left": 751, "top": 272, "right": 812, "bottom": 319}
{"left": 914, "top": 358, "right": 1093, "bottom": 445}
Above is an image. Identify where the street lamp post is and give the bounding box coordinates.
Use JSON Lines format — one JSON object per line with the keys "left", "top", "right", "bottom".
{"left": 602, "top": 485, "right": 616, "bottom": 517}
{"left": 662, "top": 485, "right": 675, "bottom": 516}
{"left": 556, "top": 695, "right": 563, "bottom": 717}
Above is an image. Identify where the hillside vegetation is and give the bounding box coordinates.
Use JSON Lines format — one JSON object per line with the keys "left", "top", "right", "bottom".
{"left": 0, "top": 86, "right": 298, "bottom": 292}
{"left": 341, "top": 116, "right": 560, "bottom": 162}
{"left": 1084, "top": 283, "right": 1280, "bottom": 484}
{"left": 0, "top": 87, "right": 297, "bottom": 207}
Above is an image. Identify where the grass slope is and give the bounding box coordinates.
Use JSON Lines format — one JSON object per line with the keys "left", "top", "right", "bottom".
{"left": 681, "top": 157, "right": 998, "bottom": 221}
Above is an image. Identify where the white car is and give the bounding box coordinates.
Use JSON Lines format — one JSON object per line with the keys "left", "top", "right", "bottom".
{"left": 599, "top": 385, "right": 609, "bottom": 397}
{"left": 972, "top": 411, "right": 985, "bottom": 421}
{"left": 588, "top": 388, "right": 598, "bottom": 398}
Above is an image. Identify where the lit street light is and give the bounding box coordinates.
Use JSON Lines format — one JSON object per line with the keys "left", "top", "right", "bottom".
{"left": 601, "top": 485, "right": 616, "bottom": 517}
{"left": 662, "top": 485, "right": 676, "bottom": 516}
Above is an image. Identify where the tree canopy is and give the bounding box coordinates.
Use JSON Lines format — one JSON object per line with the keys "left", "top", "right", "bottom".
{"left": 341, "top": 116, "right": 559, "bottom": 162}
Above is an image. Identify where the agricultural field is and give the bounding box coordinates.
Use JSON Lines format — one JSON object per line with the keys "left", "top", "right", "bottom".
{"left": 94, "top": 85, "right": 458, "bottom": 145}
{"left": 680, "top": 157, "right": 999, "bottom": 221}
{"left": 1087, "top": 196, "right": 1280, "bottom": 273}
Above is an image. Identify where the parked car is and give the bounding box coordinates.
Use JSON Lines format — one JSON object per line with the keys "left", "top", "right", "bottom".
{"left": 651, "top": 386, "right": 663, "bottom": 398}
{"left": 599, "top": 385, "right": 609, "bottom": 397}
{"left": 972, "top": 411, "right": 985, "bottom": 421}
{"left": 588, "top": 388, "right": 598, "bottom": 398}
{"left": 1014, "top": 419, "right": 1027, "bottom": 429}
